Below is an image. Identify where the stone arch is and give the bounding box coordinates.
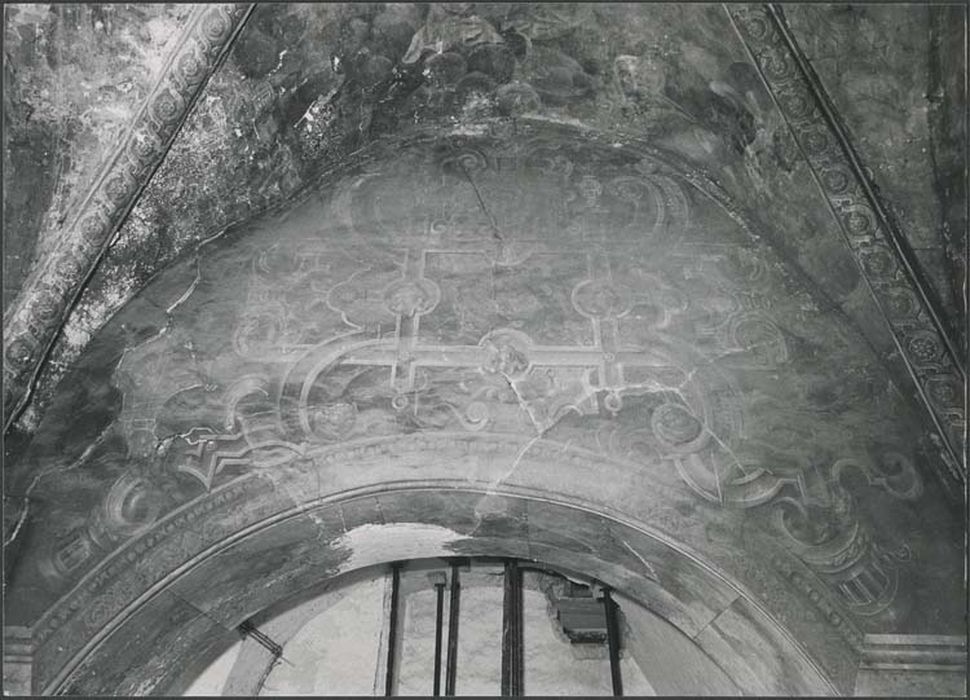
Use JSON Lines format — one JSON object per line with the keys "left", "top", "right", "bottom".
{"left": 45, "top": 446, "right": 835, "bottom": 696}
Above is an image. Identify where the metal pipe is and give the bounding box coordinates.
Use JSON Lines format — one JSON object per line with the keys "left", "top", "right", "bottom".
{"left": 502, "top": 560, "right": 524, "bottom": 696}
{"left": 603, "top": 588, "right": 623, "bottom": 697}
{"left": 515, "top": 565, "right": 523, "bottom": 695}
{"left": 237, "top": 619, "right": 283, "bottom": 661}
{"left": 433, "top": 581, "right": 446, "bottom": 696}
{"left": 444, "top": 562, "right": 462, "bottom": 696}
{"left": 385, "top": 563, "right": 402, "bottom": 696}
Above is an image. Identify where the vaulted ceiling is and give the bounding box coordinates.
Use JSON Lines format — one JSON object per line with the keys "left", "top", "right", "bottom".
{"left": 2, "top": 3, "right": 966, "bottom": 697}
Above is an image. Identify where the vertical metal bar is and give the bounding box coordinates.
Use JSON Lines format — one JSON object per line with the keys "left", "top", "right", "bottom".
{"left": 502, "top": 561, "right": 514, "bottom": 696}
{"left": 433, "top": 581, "right": 446, "bottom": 696}
{"left": 444, "top": 562, "right": 461, "bottom": 696}
{"left": 501, "top": 560, "right": 524, "bottom": 696}
{"left": 603, "top": 588, "right": 623, "bottom": 697}
{"left": 385, "top": 563, "right": 402, "bottom": 696}
{"left": 515, "top": 565, "right": 523, "bottom": 696}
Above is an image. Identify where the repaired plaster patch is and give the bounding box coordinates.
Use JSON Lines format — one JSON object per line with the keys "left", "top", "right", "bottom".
{"left": 335, "top": 522, "right": 464, "bottom": 574}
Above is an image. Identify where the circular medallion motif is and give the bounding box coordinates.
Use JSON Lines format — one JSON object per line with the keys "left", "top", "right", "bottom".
{"left": 842, "top": 208, "right": 874, "bottom": 236}
{"left": 802, "top": 129, "right": 830, "bottom": 156}
{"left": 860, "top": 245, "right": 894, "bottom": 276}
{"left": 463, "top": 401, "right": 490, "bottom": 429}
{"left": 572, "top": 280, "right": 630, "bottom": 319}
{"left": 906, "top": 332, "right": 942, "bottom": 364}
{"left": 177, "top": 49, "right": 206, "bottom": 83}
{"left": 129, "top": 131, "right": 161, "bottom": 164}
{"left": 480, "top": 330, "right": 532, "bottom": 379}
{"left": 151, "top": 89, "right": 181, "bottom": 123}
{"left": 744, "top": 16, "right": 769, "bottom": 40}
{"left": 762, "top": 48, "right": 792, "bottom": 80}
{"left": 820, "top": 169, "right": 849, "bottom": 194}
{"left": 54, "top": 255, "right": 83, "bottom": 281}
{"left": 33, "top": 288, "right": 61, "bottom": 324}
{"left": 780, "top": 91, "right": 812, "bottom": 119}
{"left": 883, "top": 288, "right": 918, "bottom": 318}
{"left": 925, "top": 375, "right": 959, "bottom": 405}
{"left": 5, "top": 336, "right": 36, "bottom": 371}
{"left": 78, "top": 214, "right": 106, "bottom": 242}
{"left": 104, "top": 175, "right": 132, "bottom": 205}
{"left": 603, "top": 391, "right": 623, "bottom": 413}
{"left": 651, "top": 403, "right": 705, "bottom": 449}
{"left": 202, "top": 8, "right": 232, "bottom": 41}
{"left": 382, "top": 278, "right": 440, "bottom": 317}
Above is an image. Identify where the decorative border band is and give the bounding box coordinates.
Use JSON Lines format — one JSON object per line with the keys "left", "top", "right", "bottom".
{"left": 2, "top": 4, "right": 254, "bottom": 431}
{"left": 726, "top": 3, "right": 966, "bottom": 482}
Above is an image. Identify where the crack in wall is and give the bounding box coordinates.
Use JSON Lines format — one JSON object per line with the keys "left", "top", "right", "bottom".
{"left": 3, "top": 424, "right": 112, "bottom": 549}
{"left": 620, "top": 539, "right": 659, "bottom": 581}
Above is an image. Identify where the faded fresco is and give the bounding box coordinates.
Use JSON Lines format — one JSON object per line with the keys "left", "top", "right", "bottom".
{"left": 2, "top": 3, "right": 966, "bottom": 697}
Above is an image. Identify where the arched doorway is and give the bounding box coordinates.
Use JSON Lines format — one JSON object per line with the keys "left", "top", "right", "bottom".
{"left": 46, "top": 477, "right": 833, "bottom": 696}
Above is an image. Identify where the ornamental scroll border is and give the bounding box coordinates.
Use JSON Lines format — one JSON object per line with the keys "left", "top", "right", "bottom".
{"left": 725, "top": 3, "right": 966, "bottom": 483}
{"left": 1, "top": 3, "right": 255, "bottom": 432}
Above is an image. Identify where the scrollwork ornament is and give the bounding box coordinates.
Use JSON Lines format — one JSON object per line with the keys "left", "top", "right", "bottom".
{"left": 741, "top": 14, "right": 770, "bottom": 41}
{"left": 839, "top": 205, "right": 877, "bottom": 243}
{"left": 819, "top": 167, "right": 851, "bottom": 195}
{"left": 906, "top": 331, "right": 944, "bottom": 366}
{"left": 88, "top": 474, "right": 163, "bottom": 550}
{"left": 150, "top": 87, "right": 184, "bottom": 126}
{"left": 440, "top": 148, "right": 490, "bottom": 178}
{"left": 651, "top": 403, "right": 707, "bottom": 452}
{"left": 924, "top": 375, "right": 961, "bottom": 409}
{"left": 77, "top": 213, "right": 107, "bottom": 243}
{"left": 201, "top": 6, "right": 234, "bottom": 44}
{"left": 103, "top": 174, "right": 135, "bottom": 205}
{"left": 176, "top": 46, "right": 207, "bottom": 86}
{"left": 760, "top": 46, "right": 795, "bottom": 83}
{"left": 4, "top": 335, "right": 38, "bottom": 373}
{"left": 777, "top": 89, "right": 814, "bottom": 121}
